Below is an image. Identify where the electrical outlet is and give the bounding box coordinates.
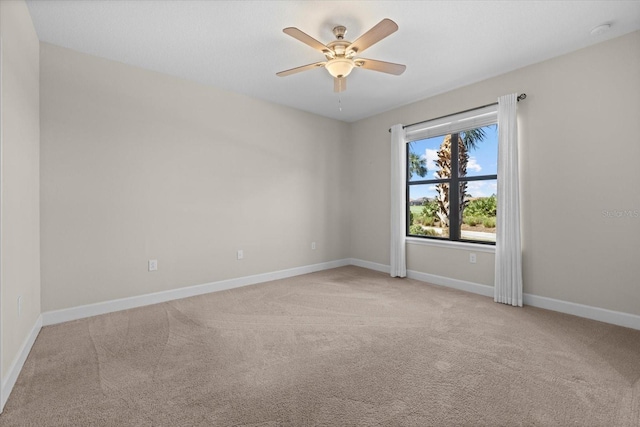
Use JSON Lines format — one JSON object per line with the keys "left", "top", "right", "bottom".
{"left": 469, "top": 253, "right": 477, "bottom": 264}
{"left": 148, "top": 259, "right": 158, "bottom": 271}
{"left": 18, "top": 296, "right": 22, "bottom": 317}
{"left": 237, "top": 250, "right": 244, "bottom": 260}
{"left": 311, "top": 242, "right": 316, "bottom": 250}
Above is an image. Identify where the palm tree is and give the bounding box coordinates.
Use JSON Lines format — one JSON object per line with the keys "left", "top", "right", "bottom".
{"left": 434, "top": 128, "right": 487, "bottom": 229}
{"left": 409, "top": 152, "right": 427, "bottom": 178}
{"left": 460, "top": 127, "right": 487, "bottom": 151}
{"left": 408, "top": 142, "right": 428, "bottom": 178}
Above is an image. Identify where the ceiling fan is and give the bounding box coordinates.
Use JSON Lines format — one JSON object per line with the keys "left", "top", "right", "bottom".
{"left": 276, "top": 18, "right": 406, "bottom": 93}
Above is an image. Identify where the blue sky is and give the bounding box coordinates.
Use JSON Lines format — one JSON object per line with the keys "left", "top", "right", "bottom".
{"left": 408, "top": 125, "right": 498, "bottom": 200}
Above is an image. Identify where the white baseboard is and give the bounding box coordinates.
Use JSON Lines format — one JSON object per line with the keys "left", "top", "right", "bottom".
{"left": 348, "top": 258, "right": 391, "bottom": 274}
{"left": 1, "top": 315, "right": 42, "bottom": 412}
{"left": 523, "top": 293, "right": 640, "bottom": 330}
{"left": 348, "top": 258, "right": 493, "bottom": 297}
{"left": 406, "top": 269, "right": 494, "bottom": 298}
{"left": 35, "top": 258, "right": 640, "bottom": 330}
{"left": 42, "top": 259, "right": 350, "bottom": 326}
{"left": 350, "top": 258, "right": 640, "bottom": 331}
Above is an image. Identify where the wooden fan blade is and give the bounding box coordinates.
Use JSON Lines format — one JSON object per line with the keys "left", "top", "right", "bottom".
{"left": 276, "top": 62, "right": 326, "bottom": 77}
{"left": 356, "top": 58, "right": 406, "bottom": 75}
{"left": 283, "top": 27, "right": 328, "bottom": 53}
{"left": 334, "top": 77, "right": 346, "bottom": 93}
{"left": 347, "top": 19, "right": 398, "bottom": 55}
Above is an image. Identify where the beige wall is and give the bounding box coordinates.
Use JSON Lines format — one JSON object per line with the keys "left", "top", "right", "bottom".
{"left": 0, "top": 0, "right": 41, "bottom": 377}
{"left": 349, "top": 31, "right": 640, "bottom": 316}
{"left": 37, "top": 30, "right": 640, "bottom": 318}
{"left": 40, "top": 43, "right": 350, "bottom": 312}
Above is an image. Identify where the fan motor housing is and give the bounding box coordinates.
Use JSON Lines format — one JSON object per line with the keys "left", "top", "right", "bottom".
{"left": 326, "top": 40, "right": 353, "bottom": 58}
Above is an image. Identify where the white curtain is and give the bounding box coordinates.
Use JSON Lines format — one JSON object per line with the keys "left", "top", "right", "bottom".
{"left": 390, "top": 124, "right": 407, "bottom": 278}
{"left": 494, "top": 93, "right": 523, "bottom": 306}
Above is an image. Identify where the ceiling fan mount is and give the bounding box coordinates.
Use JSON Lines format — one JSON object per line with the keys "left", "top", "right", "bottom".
{"left": 277, "top": 19, "right": 406, "bottom": 93}
{"left": 332, "top": 25, "right": 347, "bottom": 40}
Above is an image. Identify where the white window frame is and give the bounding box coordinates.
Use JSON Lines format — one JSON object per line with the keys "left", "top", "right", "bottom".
{"left": 405, "top": 104, "right": 498, "bottom": 248}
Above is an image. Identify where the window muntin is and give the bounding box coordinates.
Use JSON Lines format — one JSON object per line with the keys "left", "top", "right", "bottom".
{"left": 407, "top": 124, "right": 497, "bottom": 244}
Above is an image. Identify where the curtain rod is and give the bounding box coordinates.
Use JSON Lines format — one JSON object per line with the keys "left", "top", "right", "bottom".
{"left": 388, "top": 93, "right": 527, "bottom": 133}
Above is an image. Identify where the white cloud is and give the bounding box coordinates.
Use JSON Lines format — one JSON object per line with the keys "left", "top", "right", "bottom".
{"left": 467, "top": 156, "right": 482, "bottom": 173}
{"left": 466, "top": 180, "right": 497, "bottom": 198}
{"left": 424, "top": 149, "right": 439, "bottom": 177}
{"left": 424, "top": 149, "right": 438, "bottom": 169}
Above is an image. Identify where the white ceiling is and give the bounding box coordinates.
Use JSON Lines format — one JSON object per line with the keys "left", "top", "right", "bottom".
{"left": 26, "top": 1, "right": 640, "bottom": 123}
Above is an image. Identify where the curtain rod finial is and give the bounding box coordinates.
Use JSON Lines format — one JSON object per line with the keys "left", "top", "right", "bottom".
{"left": 517, "top": 93, "right": 527, "bottom": 101}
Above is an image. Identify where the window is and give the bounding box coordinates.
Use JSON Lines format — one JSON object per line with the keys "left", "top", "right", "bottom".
{"left": 406, "top": 106, "right": 498, "bottom": 244}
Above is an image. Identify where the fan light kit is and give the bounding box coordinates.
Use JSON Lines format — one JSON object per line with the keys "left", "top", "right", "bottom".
{"left": 277, "top": 19, "right": 406, "bottom": 93}
{"left": 326, "top": 58, "right": 355, "bottom": 78}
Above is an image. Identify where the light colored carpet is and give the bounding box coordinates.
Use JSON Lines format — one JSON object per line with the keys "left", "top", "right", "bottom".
{"left": 2, "top": 266, "right": 639, "bottom": 426}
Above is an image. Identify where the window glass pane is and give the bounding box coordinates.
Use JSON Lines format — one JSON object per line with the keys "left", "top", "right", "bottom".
{"left": 459, "top": 125, "right": 498, "bottom": 178}
{"left": 407, "top": 136, "right": 446, "bottom": 182}
{"left": 461, "top": 179, "right": 497, "bottom": 243}
{"left": 408, "top": 184, "right": 449, "bottom": 238}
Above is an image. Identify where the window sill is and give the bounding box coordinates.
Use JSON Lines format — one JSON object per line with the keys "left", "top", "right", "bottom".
{"left": 406, "top": 236, "right": 496, "bottom": 254}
